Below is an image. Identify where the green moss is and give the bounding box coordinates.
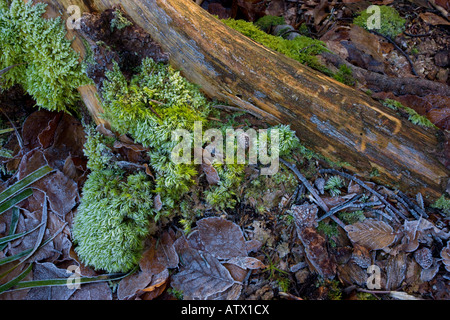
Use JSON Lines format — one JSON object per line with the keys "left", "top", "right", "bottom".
{"left": 101, "top": 58, "right": 209, "bottom": 203}
{"left": 324, "top": 175, "right": 344, "bottom": 197}
{"left": 222, "top": 18, "right": 331, "bottom": 75}
{"left": 333, "top": 64, "right": 355, "bottom": 86}
{"left": 0, "top": 0, "right": 89, "bottom": 112}
{"left": 110, "top": 8, "right": 132, "bottom": 31}
{"left": 382, "top": 99, "right": 437, "bottom": 129}
{"left": 353, "top": 5, "right": 405, "bottom": 38}
{"left": 72, "top": 169, "right": 155, "bottom": 273}
{"left": 254, "top": 15, "right": 285, "bottom": 32}
{"left": 432, "top": 195, "right": 450, "bottom": 216}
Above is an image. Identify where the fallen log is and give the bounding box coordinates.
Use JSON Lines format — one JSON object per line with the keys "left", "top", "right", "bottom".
{"left": 39, "top": 0, "right": 448, "bottom": 199}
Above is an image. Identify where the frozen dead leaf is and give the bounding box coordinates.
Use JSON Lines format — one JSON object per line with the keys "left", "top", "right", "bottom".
{"left": 153, "top": 193, "right": 162, "bottom": 212}
{"left": 96, "top": 123, "right": 115, "bottom": 137}
{"left": 420, "top": 261, "right": 440, "bottom": 282}
{"left": 351, "top": 243, "right": 371, "bottom": 269}
{"left": 345, "top": 219, "right": 396, "bottom": 250}
{"left": 244, "top": 239, "right": 262, "bottom": 254}
{"left": 419, "top": 12, "right": 450, "bottom": 26}
{"left": 337, "top": 261, "right": 368, "bottom": 287}
{"left": 414, "top": 247, "right": 433, "bottom": 269}
{"left": 141, "top": 269, "right": 169, "bottom": 300}
{"left": 402, "top": 218, "right": 450, "bottom": 252}
{"left": 385, "top": 253, "right": 407, "bottom": 290}
{"left": 226, "top": 256, "right": 266, "bottom": 270}
{"left": 34, "top": 170, "right": 78, "bottom": 218}
{"left": 441, "top": 242, "right": 450, "bottom": 272}
{"left": 208, "top": 283, "right": 242, "bottom": 300}
{"left": 201, "top": 161, "right": 220, "bottom": 185}
{"left": 139, "top": 234, "right": 178, "bottom": 274}
{"left": 291, "top": 203, "right": 318, "bottom": 229}
{"left": 69, "top": 282, "right": 112, "bottom": 300}
{"left": 117, "top": 270, "right": 153, "bottom": 300}
{"left": 298, "top": 227, "right": 336, "bottom": 279}
{"left": 171, "top": 248, "right": 236, "bottom": 300}
{"left": 26, "top": 262, "right": 75, "bottom": 300}
{"left": 197, "top": 217, "right": 247, "bottom": 259}
{"left": 315, "top": 178, "right": 325, "bottom": 194}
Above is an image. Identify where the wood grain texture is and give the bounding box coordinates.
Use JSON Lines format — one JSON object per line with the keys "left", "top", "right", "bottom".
{"left": 38, "top": 0, "right": 449, "bottom": 199}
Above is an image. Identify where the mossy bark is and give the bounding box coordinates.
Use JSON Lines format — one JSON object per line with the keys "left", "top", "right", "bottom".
{"left": 38, "top": 0, "right": 448, "bottom": 199}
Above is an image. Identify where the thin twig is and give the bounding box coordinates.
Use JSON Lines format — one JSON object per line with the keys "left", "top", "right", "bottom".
{"left": 0, "top": 108, "right": 23, "bottom": 149}
{"left": 281, "top": 158, "right": 329, "bottom": 212}
{"left": 317, "top": 194, "right": 362, "bottom": 222}
{"left": 371, "top": 30, "right": 418, "bottom": 76}
{"left": 319, "top": 168, "right": 404, "bottom": 219}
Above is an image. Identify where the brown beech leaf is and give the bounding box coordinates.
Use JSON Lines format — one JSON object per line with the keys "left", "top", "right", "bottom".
{"left": 201, "top": 161, "right": 220, "bottom": 185}
{"left": 197, "top": 217, "right": 247, "bottom": 259}
{"left": 345, "top": 219, "right": 396, "bottom": 250}
{"left": 298, "top": 227, "right": 336, "bottom": 279}
{"left": 117, "top": 270, "right": 153, "bottom": 300}
{"left": 291, "top": 203, "right": 319, "bottom": 229}
{"left": 171, "top": 248, "right": 236, "bottom": 300}
{"left": 419, "top": 12, "right": 450, "bottom": 25}
{"left": 385, "top": 253, "right": 407, "bottom": 290}
{"left": 441, "top": 242, "right": 450, "bottom": 272}
{"left": 226, "top": 256, "right": 266, "bottom": 270}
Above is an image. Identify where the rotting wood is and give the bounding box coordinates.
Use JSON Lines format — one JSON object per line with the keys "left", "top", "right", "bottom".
{"left": 38, "top": 0, "right": 449, "bottom": 199}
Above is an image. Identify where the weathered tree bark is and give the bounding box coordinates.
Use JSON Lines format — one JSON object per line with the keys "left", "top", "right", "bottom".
{"left": 39, "top": 0, "right": 448, "bottom": 199}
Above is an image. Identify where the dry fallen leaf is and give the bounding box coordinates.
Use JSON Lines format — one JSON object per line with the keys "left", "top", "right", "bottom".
{"left": 226, "top": 256, "right": 266, "bottom": 270}
{"left": 201, "top": 161, "right": 220, "bottom": 185}
{"left": 419, "top": 12, "right": 450, "bottom": 25}
{"left": 171, "top": 247, "right": 236, "bottom": 300}
{"left": 196, "top": 217, "right": 247, "bottom": 259}
{"left": 345, "top": 219, "right": 396, "bottom": 250}
{"left": 441, "top": 242, "right": 450, "bottom": 272}
{"left": 291, "top": 203, "right": 318, "bottom": 229}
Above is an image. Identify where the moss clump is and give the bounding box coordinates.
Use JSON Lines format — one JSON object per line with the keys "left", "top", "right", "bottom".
{"left": 382, "top": 99, "right": 437, "bottom": 129}
{"left": 110, "top": 8, "right": 132, "bottom": 31}
{"left": 333, "top": 64, "right": 356, "bottom": 86}
{"left": 101, "top": 58, "right": 209, "bottom": 204}
{"left": 222, "top": 18, "right": 331, "bottom": 74}
{"left": 432, "top": 195, "right": 450, "bottom": 216}
{"left": 353, "top": 5, "right": 405, "bottom": 38}
{"left": 0, "top": 0, "right": 89, "bottom": 112}
{"left": 254, "top": 15, "right": 285, "bottom": 32}
{"left": 72, "top": 169, "right": 155, "bottom": 273}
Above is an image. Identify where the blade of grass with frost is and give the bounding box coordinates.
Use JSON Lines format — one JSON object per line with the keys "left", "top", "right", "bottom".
{"left": 0, "top": 263, "right": 33, "bottom": 294}
{"left": 0, "top": 188, "right": 33, "bottom": 215}
{"left": 0, "top": 207, "right": 19, "bottom": 251}
{"left": 0, "top": 128, "right": 14, "bottom": 135}
{"left": 0, "top": 222, "right": 44, "bottom": 246}
{"left": 0, "top": 221, "right": 64, "bottom": 279}
{"left": 8, "top": 266, "right": 138, "bottom": 292}
{"left": 0, "top": 165, "right": 53, "bottom": 204}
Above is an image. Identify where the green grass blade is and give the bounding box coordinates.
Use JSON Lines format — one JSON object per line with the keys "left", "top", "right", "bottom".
{"left": 0, "top": 263, "right": 33, "bottom": 294}
{"left": 0, "top": 165, "right": 53, "bottom": 204}
{"left": 0, "top": 207, "right": 20, "bottom": 251}
{"left": 9, "top": 267, "right": 136, "bottom": 291}
{"left": 0, "top": 188, "right": 33, "bottom": 215}
{"left": 0, "top": 128, "right": 14, "bottom": 135}
{"left": 0, "top": 222, "right": 44, "bottom": 246}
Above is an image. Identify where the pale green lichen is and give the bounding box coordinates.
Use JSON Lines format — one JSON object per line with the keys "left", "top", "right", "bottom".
{"left": 0, "top": 0, "right": 89, "bottom": 112}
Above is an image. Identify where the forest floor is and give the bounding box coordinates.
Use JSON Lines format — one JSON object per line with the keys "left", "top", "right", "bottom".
{"left": 0, "top": 0, "right": 449, "bottom": 300}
